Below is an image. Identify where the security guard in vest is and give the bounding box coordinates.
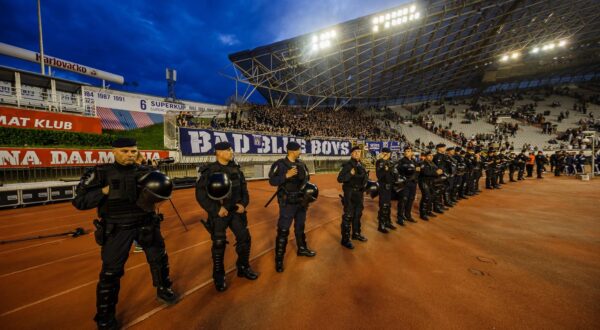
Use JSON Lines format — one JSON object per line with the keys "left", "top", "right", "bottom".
{"left": 195, "top": 141, "right": 258, "bottom": 292}
{"left": 397, "top": 146, "right": 419, "bottom": 223}
{"left": 337, "top": 145, "right": 368, "bottom": 249}
{"left": 73, "top": 138, "right": 179, "bottom": 330}
{"left": 376, "top": 147, "right": 397, "bottom": 233}
{"left": 268, "top": 141, "right": 316, "bottom": 273}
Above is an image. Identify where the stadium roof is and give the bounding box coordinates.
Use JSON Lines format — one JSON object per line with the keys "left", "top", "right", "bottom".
{"left": 228, "top": 0, "right": 600, "bottom": 109}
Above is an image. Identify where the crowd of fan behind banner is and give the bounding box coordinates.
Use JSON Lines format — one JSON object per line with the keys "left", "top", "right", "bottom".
{"left": 175, "top": 86, "right": 600, "bottom": 154}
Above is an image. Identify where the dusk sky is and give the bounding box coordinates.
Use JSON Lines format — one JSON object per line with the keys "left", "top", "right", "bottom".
{"left": 0, "top": 0, "right": 406, "bottom": 105}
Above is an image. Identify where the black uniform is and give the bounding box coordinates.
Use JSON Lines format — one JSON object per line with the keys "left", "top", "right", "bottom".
{"left": 397, "top": 156, "right": 419, "bottom": 222}
{"left": 516, "top": 152, "right": 528, "bottom": 180}
{"left": 453, "top": 153, "right": 468, "bottom": 200}
{"left": 485, "top": 152, "right": 500, "bottom": 189}
{"left": 554, "top": 152, "right": 566, "bottom": 176}
{"left": 376, "top": 158, "right": 397, "bottom": 232}
{"left": 418, "top": 159, "right": 440, "bottom": 220}
{"left": 463, "top": 151, "right": 476, "bottom": 195}
{"left": 508, "top": 153, "right": 518, "bottom": 182}
{"left": 472, "top": 151, "right": 484, "bottom": 193}
{"left": 73, "top": 162, "right": 176, "bottom": 328}
{"left": 535, "top": 153, "right": 548, "bottom": 178}
{"left": 195, "top": 160, "right": 256, "bottom": 291}
{"left": 338, "top": 158, "right": 368, "bottom": 247}
{"left": 269, "top": 156, "right": 315, "bottom": 272}
{"left": 433, "top": 152, "right": 452, "bottom": 210}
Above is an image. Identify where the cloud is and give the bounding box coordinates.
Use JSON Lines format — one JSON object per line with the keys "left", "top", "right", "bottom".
{"left": 217, "top": 33, "right": 240, "bottom": 46}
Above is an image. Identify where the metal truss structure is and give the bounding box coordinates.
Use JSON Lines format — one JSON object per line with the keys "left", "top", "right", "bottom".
{"left": 227, "top": 0, "right": 600, "bottom": 109}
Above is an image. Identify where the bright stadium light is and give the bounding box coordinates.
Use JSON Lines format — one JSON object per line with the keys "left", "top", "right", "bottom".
{"left": 548, "top": 43, "right": 555, "bottom": 49}
{"left": 310, "top": 29, "right": 337, "bottom": 52}
{"left": 511, "top": 52, "right": 520, "bottom": 59}
{"left": 531, "top": 47, "right": 540, "bottom": 54}
{"left": 371, "top": 3, "right": 421, "bottom": 34}
{"left": 500, "top": 55, "right": 509, "bottom": 62}
{"left": 558, "top": 40, "right": 567, "bottom": 47}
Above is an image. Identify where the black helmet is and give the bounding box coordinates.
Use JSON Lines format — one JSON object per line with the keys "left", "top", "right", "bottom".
{"left": 364, "top": 180, "right": 379, "bottom": 198}
{"left": 435, "top": 173, "right": 448, "bottom": 184}
{"left": 398, "top": 162, "right": 416, "bottom": 177}
{"left": 302, "top": 182, "right": 319, "bottom": 204}
{"left": 207, "top": 172, "right": 232, "bottom": 200}
{"left": 136, "top": 171, "right": 173, "bottom": 212}
{"left": 393, "top": 175, "right": 407, "bottom": 192}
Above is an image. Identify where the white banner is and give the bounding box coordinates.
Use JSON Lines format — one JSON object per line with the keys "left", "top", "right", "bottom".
{"left": 85, "top": 87, "right": 226, "bottom": 115}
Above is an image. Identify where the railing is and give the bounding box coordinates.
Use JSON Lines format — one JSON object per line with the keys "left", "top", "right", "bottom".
{"left": 0, "top": 85, "right": 91, "bottom": 116}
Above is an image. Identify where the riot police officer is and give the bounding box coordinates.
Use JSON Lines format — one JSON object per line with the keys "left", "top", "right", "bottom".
{"left": 463, "top": 146, "right": 476, "bottom": 196}
{"left": 554, "top": 150, "right": 566, "bottom": 176}
{"left": 397, "top": 146, "right": 419, "bottom": 223}
{"left": 516, "top": 150, "right": 528, "bottom": 180}
{"left": 535, "top": 151, "right": 548, "bottom": 179}
{"left": 337, "top": 146, "right": 368, "bottom": 249}
{"left": 73, "top": 138, "right": 179, "bottom": 330}
{"left": 508, "top": 152, "right": 518, "bottom": 182}
{"left": 269, "top": 141, "right": 316, "bottom": 273}
{"left": 433, "top": 144, "right": 451, "bottom": 211}
{"left": 485, "top": 148, "right": 500, "bottom": 189}
{"left": 376, "top": 147, "right": 397, "bottom": 233}
{"left": 418, "top": 150, "right": 443, "bottom": 220}
{"left": 456, "top": 148, "right": 470, "bottom": 198}
{"left": 472, "top": 147, "right": 484, "bottom": 193}
{"left": 195, "top": 141, "right": 258, "bottom": 292}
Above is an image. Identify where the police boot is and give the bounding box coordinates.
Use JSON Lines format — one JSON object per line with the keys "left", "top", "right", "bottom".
{"left": 341, "top": 222, "right": 354, "bottom": 249}
{"left": 275, "top": 229, "right": 288, "bottom": 273}
{"left": 419, "top": 202, "right": 429, "bottom": 221}
{"left": 212, "top": 252, "right": 227, "bottom": 292}
{"left": 95, "top": 273, "right": 120, "bottom": 330}
{"left": 149, "top": 254, "right": 179, "bottom": 304}
{"left": 396, "top": 212, "right": 406, "bottom": 226}
{"left": 236, "top": 241, "right": 259, "bottom": 280}
{"left": 351, "top": 218, "right": 368, "bottom": 241}
{"left": 377, "top": 212, "right": 389, "bottom": 233}
{"left": 380, "top": 204, "right": 395, "bottom": 230}
{"left": 296, "top": 233, "right": 317, "bottom": 257}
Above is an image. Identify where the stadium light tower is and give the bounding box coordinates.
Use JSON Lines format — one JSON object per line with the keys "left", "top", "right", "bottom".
{"left": 37, "top": 0, "right": 45, "bottom": 75}
{"left": 166, "top": 68, "right": 177, "bottom": 101}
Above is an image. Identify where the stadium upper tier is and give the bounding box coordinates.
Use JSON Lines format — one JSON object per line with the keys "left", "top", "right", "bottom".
{"left": 229, "top": 0, "right": 600, "bottom": 108}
